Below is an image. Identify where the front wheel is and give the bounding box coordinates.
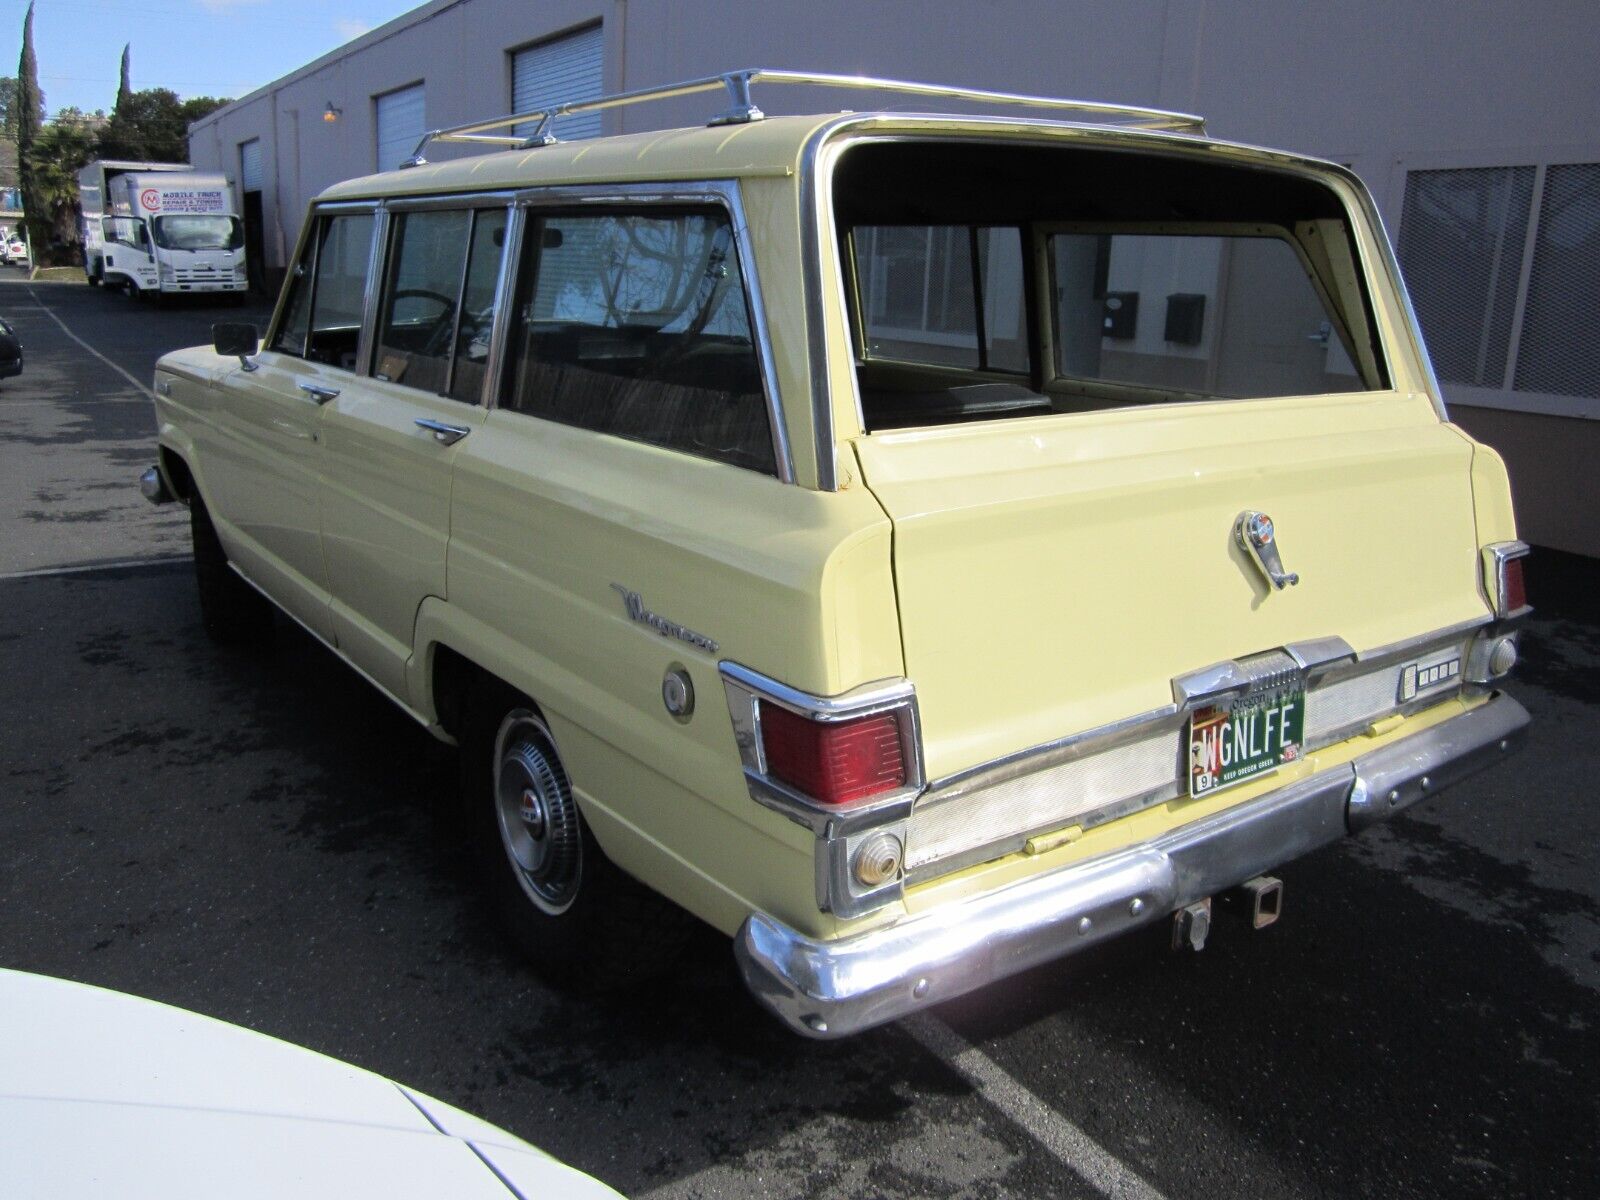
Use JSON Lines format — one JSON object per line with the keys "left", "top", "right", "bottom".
{"left": 463, "top": 687, "right": 692, "bottom": 988}
{"left": 190, "top": 491, "right": 273, "bottom": 646}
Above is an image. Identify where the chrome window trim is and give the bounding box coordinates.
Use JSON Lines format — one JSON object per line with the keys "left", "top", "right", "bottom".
{"left": 495, "top": 180, "right": 794, "bottom": 483}
{"left": 264, "top": 206, "right": 321, "bottom": 351}
{"left": 1485, "top": 540, "right": 1532, "bottom": 620}
{"left": 355, "top": 208, "right": 389, "bottom": 377}
{"left": 380, "top": 190, "right": 519, "bottom": 212}
{"left": 266, "top": 203, "right": 381, "bottom": 371}
{"left": 478, "top": 205, "right": 525, "bottom": 410}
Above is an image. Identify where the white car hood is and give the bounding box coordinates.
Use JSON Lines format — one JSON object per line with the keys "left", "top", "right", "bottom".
{"left": 0, "top": 969, "right": 623, "bottom": 1199}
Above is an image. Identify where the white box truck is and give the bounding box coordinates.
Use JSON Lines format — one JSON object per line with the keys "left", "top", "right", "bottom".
{"left": 79, "top": 161, "right": 248, "bottom": 299}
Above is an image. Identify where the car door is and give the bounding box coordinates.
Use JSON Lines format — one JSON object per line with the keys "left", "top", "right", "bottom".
{"left": 317, "top": 202, "right": 509, "bottom": 700}
{"left": 205, "top": 207, "right": 378, "bottom": 643}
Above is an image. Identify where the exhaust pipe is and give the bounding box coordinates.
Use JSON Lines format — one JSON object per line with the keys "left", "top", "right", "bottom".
{"left": 1221, "top": 875, "right": 1283, "bottom": 929}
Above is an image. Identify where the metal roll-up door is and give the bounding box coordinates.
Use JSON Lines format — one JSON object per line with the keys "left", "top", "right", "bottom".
{"left": 239, "top": 139, "right": 263, "bottom": 193}
{"left": 376, "top": 84, "right": 426, "bottom": 172}
{"left": 512, "top": 24, "right": 603, "bottom": 140}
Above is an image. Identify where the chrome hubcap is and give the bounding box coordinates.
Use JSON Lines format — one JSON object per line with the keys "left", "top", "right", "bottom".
{"left": 493, "top": 711, "right": 582, "bottom": 915}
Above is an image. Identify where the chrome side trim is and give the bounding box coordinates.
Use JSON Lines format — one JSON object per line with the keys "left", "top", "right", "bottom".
{"left": 738, "top": 693, "right": 1529, "bottom": 1038}
{"left": 925, "top": 622, "right": 1479, "bottom": 802}
{"left": 909, "top": 623, "right": 1490, "bottom": 877}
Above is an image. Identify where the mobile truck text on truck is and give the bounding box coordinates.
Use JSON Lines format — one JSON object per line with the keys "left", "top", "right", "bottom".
{"left": 79, "top": 160, "right": 248, "bottom": 300}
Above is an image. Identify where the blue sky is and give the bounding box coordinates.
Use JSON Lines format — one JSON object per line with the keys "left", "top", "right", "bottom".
{"left": 2, "top": 0, "right": 416, "bottom": 115}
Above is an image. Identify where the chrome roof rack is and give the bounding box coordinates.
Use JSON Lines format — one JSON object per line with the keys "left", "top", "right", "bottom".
{"left": 397, "top": 67, "right": 1206, "bottom": 168}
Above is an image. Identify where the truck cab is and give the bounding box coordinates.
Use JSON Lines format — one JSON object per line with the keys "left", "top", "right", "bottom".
{"left": 80, "top": 162, "right": 248, "bottom": 298}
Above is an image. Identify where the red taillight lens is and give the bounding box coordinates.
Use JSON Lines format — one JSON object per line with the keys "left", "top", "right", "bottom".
{"left": 1502, "top": 556, "right": 1527, "bottom": 614}
{"left": 760, "top": 704, "right": 906, "bottom": 806}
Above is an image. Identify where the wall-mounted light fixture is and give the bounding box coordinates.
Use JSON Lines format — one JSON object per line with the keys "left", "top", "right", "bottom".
{"left": 323, "top": 102, "right": 342, "bottom": 123}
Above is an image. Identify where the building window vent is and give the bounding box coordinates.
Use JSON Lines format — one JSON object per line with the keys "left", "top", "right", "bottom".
{"left": 1513, "top": 163, "right": 1600, "bottom": 399}
{"left": 1400, "top": 161, "right": 1600, "bottom": 403}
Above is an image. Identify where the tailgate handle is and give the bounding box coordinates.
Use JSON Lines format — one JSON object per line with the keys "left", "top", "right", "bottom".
{"left": 415, "top": 417, "right": 471, "bottom": 446}
{"left": 1235, "top": 511, "right": 1300, "bottom": 590}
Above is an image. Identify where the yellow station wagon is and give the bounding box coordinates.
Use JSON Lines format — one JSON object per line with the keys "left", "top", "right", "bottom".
{"left": 141, "top": 70, "right": 1531, "bottom": 1037}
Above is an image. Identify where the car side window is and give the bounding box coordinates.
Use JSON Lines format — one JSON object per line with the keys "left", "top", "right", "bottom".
{"left": 371, "top": 208, "right": 507, "bottom": 404}
{"left": 500, "top": 208, "right": 775, "bottom": 476}
{"left": 271, "top": 212, "right": 376, "bottom": 370}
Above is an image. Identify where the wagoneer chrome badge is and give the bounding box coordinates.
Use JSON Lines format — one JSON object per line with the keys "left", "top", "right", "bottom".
{"left": 1235, "top": 511, "right": 1300, "bottom": 590}
{"left": 611, "top": 584, "right": 719, "bottom": 653}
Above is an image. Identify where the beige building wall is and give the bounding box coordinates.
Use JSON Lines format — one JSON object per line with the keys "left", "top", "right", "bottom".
{"left": 187, "top": 0, "right": 1600, "bottom": 554}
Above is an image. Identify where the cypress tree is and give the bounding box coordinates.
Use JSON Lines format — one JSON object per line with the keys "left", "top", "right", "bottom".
{"left": 116, "top": 44, "right": 132, "bottom": 113}
{"left": 16, "top": 2, "right": 46, "bottom": 260}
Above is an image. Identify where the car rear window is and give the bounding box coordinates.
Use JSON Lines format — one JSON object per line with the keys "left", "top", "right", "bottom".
{"left": 833, "top": 140, "right": 1390, "bottom": 431}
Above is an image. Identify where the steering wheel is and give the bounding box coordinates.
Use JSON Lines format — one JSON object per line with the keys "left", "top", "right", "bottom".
{"left": 389, "top": 288, "right": 458, "bottom": 357}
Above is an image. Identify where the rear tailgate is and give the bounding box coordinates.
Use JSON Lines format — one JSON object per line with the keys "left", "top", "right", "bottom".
{"left": 852, "top": 390, "right": 1488, "bottom": 792}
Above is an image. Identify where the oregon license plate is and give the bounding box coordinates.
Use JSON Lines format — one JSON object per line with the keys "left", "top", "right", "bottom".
{"left": 1188, "top": 685, "right": 1305, "bottom": 797}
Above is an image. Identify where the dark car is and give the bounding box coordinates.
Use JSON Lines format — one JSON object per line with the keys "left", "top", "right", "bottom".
{"left": 0, "top": 318, "right": 21, "bottom": 380}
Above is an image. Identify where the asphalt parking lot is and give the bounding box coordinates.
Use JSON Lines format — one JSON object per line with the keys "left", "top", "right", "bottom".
{"left": 2, "top": 271, "right": 1597, "bottom": 1198}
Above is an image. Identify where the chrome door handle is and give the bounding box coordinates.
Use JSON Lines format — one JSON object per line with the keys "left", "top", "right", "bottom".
{"left": 299, "top": 382, "right": 341, "bottom": 403}
{"left": 415, "top": 418, "right": 471, "bottom": 446}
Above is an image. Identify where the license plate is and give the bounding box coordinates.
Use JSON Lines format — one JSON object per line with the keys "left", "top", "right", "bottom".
{"left": 1188, "top": 684, "right": 1305, "bottom": 797}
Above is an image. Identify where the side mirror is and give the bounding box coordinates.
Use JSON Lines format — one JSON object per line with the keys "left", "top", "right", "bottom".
{"left": 213, "top": 322, "right": 261, "bottom": 372}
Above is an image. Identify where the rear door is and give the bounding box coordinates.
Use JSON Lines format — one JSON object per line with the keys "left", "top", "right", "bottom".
{"left": 318, "top": 203, "right": 509, "bottom": 699}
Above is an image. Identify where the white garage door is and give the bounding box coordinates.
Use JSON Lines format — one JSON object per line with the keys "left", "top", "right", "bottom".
{"left": 512, "top": 24, "right": 603, "bottom": 141}
{"left": 239, "top": 138, "right": 263, "bottom": 193}
{"left": 375, "top": 83, "right": 426, "bottom": 172}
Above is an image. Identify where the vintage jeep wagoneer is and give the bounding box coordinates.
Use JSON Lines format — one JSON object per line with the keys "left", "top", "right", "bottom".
{"left": 141, "top": 71, "right": 1530, "bottom": 1037}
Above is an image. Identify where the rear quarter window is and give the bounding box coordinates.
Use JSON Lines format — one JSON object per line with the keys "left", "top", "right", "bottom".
{"left": 499, "top": 208, "right": 776, "bottom": 475}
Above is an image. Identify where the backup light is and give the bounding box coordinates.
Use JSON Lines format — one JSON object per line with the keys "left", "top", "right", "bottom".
{"left": 760, "top": 703, "right": 906, "bottom": 806}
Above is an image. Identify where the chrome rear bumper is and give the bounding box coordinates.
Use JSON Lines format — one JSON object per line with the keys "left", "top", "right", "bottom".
{"left": 736, "top": 693, "right": 1529, "bottom": 1038}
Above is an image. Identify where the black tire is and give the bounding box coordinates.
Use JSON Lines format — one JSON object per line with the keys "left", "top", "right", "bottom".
{"left": 190, "top": 491, "right": 273, "bottom": 646}
{"left": 462, "top": 682, "right": 693, "bottom": 989}
{"left": 85, "top": 267, "right": 99, "bottom": 288}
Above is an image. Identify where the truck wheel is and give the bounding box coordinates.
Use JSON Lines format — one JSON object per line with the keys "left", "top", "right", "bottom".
{"left": 190, "top": 491, "right": 273, "bottom": 646}
{"left": 86, "top": 267, "right": 99, "bottom": 288}
{"left": 462, "top": 686, "right": 693, "bottom": 989}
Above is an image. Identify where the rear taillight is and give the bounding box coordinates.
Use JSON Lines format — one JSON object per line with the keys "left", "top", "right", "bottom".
{"left": 1486, "top": 541, "right": 1531, "bottom": 618}
{"left": 760, "top": 704, "right": 906, "bottom": 806}
{"left": 1502, "top": 556, "right": 1527, "bottom": 614}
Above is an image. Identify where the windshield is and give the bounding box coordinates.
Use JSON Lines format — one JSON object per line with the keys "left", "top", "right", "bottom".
{"left": 151, "top": 215, "right": 243, "bottom": 251}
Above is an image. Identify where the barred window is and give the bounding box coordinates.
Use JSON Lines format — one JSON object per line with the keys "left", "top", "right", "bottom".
{"left": 1400, "top": 162, "right": 1600, "bottom": 403}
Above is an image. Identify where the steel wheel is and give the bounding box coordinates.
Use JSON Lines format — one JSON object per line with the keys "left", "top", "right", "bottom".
{"left": 492, "top": 710, "right": 583, "bottom": 915}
